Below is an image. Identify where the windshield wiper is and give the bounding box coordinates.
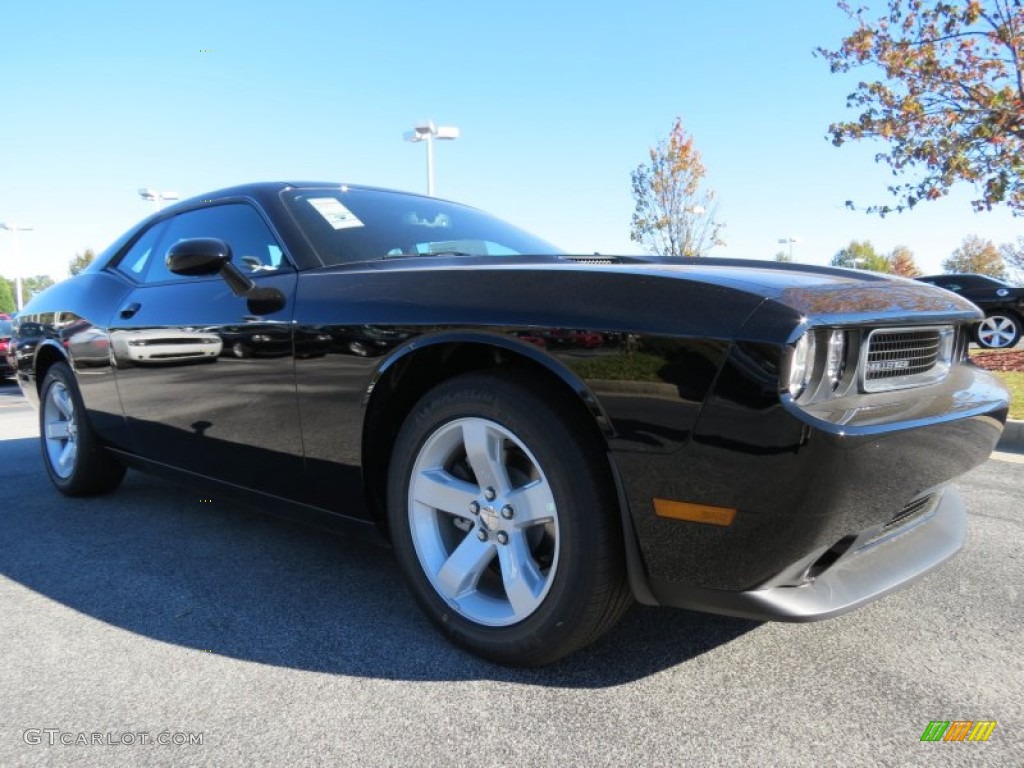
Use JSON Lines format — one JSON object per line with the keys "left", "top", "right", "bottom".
{"left": 382, "top": 251, "right": 479, "bottom": 260}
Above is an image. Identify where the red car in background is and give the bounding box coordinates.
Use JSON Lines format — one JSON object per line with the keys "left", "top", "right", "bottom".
{"left": 0, "top": 318, "right": 14, "bottom": 378}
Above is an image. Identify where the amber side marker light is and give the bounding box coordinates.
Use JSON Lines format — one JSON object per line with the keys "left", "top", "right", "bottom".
{"left": 653, "top": 499, "right": 737, "bottom": 527}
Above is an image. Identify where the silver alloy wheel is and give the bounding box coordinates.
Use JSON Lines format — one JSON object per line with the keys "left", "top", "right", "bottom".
{"left": 977, "top": 315, "right": 1018, "bottom": 348}
{"left": 43, "top": 380, "right": 78, "bottom": 479}
{"left": 407, "top": 417, "right": 560, "bottom": 627}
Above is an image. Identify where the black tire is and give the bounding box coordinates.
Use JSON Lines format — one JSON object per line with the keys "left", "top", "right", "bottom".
{"left": 39, "top": 362, "right": 126, "bottom": 496}
{"left": 387, "top": 371, "right": 632, "bottom": 666}
{"left": 974, "top": 312, "right": 1022, "bottom": 349}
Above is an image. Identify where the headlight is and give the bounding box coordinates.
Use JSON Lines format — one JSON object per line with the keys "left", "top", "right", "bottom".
{"left": 826, "top": 329, "right": 845, "bottom": 390}
{"left": 788, "top": 331, "right": 816, "bottom": 398}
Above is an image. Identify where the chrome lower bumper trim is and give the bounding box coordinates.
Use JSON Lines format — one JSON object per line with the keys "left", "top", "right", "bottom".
{"left": 648, "top": 486, "right": 966, "bottom": 621}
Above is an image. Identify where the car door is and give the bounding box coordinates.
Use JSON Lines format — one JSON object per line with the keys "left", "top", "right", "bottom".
{"left": 935, "top": 276, "right": 999, "bottom": 309}
{"left": 109, "top": 202, "right": 303, "bottom": 497}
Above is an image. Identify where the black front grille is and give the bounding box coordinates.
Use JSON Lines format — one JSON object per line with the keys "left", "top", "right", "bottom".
{"left": 866, "top": 329, "right": 942, "bottom": 381}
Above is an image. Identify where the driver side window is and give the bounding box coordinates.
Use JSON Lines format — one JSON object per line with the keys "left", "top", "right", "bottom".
{"left": 141, "top": 204, "right": 289, "bottom": 284}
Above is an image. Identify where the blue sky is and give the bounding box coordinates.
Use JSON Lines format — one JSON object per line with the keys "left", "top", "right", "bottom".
{"left": 1, "top": 0, "right": 1020, "bottom": 281}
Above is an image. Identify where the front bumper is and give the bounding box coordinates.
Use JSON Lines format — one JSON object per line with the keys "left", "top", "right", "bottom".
{"left": 647, "top": 486, "right": 965, "bottom": 620}
{"left": 601, "top": 340, "right": 1007, "bottom": 618}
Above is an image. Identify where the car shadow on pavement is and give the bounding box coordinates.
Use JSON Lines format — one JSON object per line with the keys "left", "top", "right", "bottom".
{"left": 0, "top": 435, "right": 758, "bottom": 687}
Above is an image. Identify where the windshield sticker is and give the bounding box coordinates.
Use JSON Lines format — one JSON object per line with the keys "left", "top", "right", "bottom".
{"left": 307, "top": 197, "right": 364, "bottom": 230}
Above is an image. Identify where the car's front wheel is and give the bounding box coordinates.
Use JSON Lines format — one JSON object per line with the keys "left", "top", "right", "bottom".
{"left": 975, "top": 312, "right": 1022, "bottom": 349}
{"left": 40, "top": 362, "right": 126, "bottom": 496}
{"left": 387, "top": 372, "right": 632, "bottom": 666}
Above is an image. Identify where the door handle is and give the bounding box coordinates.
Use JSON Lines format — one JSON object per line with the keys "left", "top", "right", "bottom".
{"left": 119, "top": 302, "right": 141, "bottom": 319}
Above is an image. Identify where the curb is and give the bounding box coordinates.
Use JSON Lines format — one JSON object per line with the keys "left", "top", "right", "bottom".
{"left": 997, "top": 419, "right": 1024, "bottom": 453}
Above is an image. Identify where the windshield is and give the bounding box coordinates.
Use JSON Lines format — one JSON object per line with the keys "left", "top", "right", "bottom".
{"left": 282, "top": 187, "right": 564, "bottom": 266}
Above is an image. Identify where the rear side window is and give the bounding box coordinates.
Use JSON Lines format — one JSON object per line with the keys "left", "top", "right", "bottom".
{"left": 115, "top": 221, "right": 168, "bottom": 280}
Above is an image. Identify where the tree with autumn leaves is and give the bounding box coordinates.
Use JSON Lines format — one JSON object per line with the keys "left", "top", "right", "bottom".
{"left": 830, "top": 240, "right": 924, "bottom": 275}
{"left": 943, "top": 234, "right": 1009, "bottom": 276}
{"left": 630, "top": 118, "right": 725, "bottom": 258}
{"left": 819, "top": 0, "right": 1024, "bottom": 216}
{"left": 1001, "top": 236, "right": 1024, "bottom": 280}
{"left": 888, "top": 245, "right": 923, "bottom": 276}
{"left": 826, "top": 235, "right": 1020, "bottom": 279}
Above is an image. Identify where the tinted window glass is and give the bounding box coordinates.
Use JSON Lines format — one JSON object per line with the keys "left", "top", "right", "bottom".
{"left": 144, "top": 204, "right": 288, "bottom": 284}
{"left": 282, "top": 188, "right": 563, "bottom": 266}
{"left": 92, "top": 225, "right": 142, "bottom": 274}
{"left": 956, "top": 276, "right": 984, "bottom": 289}
{"left": 939, "top": 275, "right": 1009, "bottom": 290}
{"left": 967, "top": 275, "right": 1010, "bottom": 288}
{"left": 115, "top": 221, "right": 168, "bottom": 280}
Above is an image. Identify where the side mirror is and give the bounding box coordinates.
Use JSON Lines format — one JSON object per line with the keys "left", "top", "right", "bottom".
{"left": 167, "top": 238, "right": 232, "bottom": 276}
{"left": 166, "top": 237, "right": 285, "bottom": 315}
{"left": 168, "top": 237, "right": 254, "bottom": 297}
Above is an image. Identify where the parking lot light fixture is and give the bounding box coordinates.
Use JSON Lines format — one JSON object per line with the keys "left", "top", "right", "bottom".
{"left": 0, "top": 222, "right": 34, "bottom": 311}
{"left": 404, "top": 121, "right": 460, "bottom": 196}
{"left": 138, "top": 188, "right": 180, "bottom": 210}
{"left": 778, "top": 237, "right": 800, "bottom": 261}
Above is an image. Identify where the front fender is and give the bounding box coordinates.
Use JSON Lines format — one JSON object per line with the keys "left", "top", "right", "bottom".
{"left": 367, "top": 329, "right": 616, "bottom": 436}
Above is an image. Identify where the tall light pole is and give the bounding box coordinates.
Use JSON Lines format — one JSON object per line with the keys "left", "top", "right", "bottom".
{"left": 777, "top": 236, "right": 800, "bottom": 261}
{"left": 138, "top": 188, "right": 180, "bottom": 210}
{"left": 0, "top": 222, "right": 33, "bottom": 311}
{"left": 403, "top": 121, "right": 460, "bottom": 196}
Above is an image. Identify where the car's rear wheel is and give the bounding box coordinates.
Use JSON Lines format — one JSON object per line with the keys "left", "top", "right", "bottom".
{"left": 975, "top": 312, "right": 1022, "bottom": 349}
{"left": 40, "top": 362, "right": 126, "bottom": 496}
{"left": 387, "top": 372, "right": 632, "bottom": 666}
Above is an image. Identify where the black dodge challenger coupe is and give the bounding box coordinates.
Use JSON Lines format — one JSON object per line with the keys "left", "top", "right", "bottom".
{"left": 916, "top": 273, "right": 1024, "bottom": 349}
{"left": 8, "top": 183, "right": 1009, "bottom": 665}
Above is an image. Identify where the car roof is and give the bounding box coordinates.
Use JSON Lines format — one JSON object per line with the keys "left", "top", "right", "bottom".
{"left": 919, "top": 273, "right": 998, "bottom": 280}
{"left": 170, "top": 181, "right": 442, "bottom": 208}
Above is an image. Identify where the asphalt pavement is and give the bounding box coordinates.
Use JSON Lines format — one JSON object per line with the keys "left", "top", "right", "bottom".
{"left": 1, "top": 378, "right": 1021, "bottom": 767}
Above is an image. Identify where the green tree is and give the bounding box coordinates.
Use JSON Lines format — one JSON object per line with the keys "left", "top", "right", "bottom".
{"left": 887, "top": 245, "right": 922, "bottom": 276}
{"left": 20, "top": 275, "right": 56, "bottom": 302}
{"left": 0, "top": 276, "right": 14, "bottom": 314}
{"left": 943, "top": 234, "right": 1007, "bottom": 277}
{"left": 774, "top": 250, "right": 792, "bottom": 262}
{"left": 630, "top": 117, "right": 725, "bottom": 257}
{"left": 831, "top": 240, "right": 892, "bottom": 272}
{"left": 819, "top": 1, "right": 1024, "bottom": 216}
{"left": 69, "top": 248, "right": 96, "bottom": 276}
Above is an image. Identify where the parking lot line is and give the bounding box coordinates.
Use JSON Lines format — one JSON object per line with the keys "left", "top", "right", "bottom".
{"left": 990, "top": 450, "right": 1024, "bottom": 464}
